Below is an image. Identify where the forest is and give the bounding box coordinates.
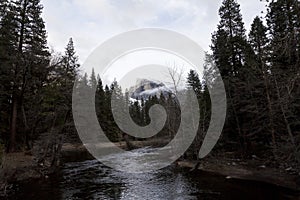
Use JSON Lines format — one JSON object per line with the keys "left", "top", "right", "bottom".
{"left": 0, "top": 0, "right": 300, "bottom": 199}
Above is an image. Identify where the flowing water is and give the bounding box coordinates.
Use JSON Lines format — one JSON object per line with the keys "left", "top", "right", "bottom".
{"left": 6, "top": 147, "right": 300, "bottom": 200}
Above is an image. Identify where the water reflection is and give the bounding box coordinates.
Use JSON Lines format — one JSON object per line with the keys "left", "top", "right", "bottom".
{"left": 61, "top": 158, "right": 197, "bottom": 200}
{"left": 7, "top": 147, "right": 300, "bottom": 200}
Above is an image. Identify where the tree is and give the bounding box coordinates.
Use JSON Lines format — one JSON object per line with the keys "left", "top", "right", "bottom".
{"left": 0, "top": 1, "right": 14, "bottom": 146}
{"left": 187, "top": 70, "right": 202, "bottom": 98}
{"left": 211, "top": 0, "right": 250, "bottom": 152}
{"left": 185, "top": 70, "right": 203, "bottom": 159}
{"left": 167, "top": 63, "right": 184, "bottom": 94}
{"left": 0, "top": 0, "right": 9, "bottom": 22}
{"left": 60, "top": 38, "right": 80, "bottom": 87}
{"left": 249, "top": 16, "right": 276, "bottom": 146}
{"left": 89, "top": 68, "right": 97, "bottom": 89}
{"left": 266, "top": 0, "right": 300, "bottom": 158}
{"left": 95, "top": 74, "right": 105, "bottom": 119}
{"left": 0, "top": 0, "right": 50, "bottom": 152}
{"left": 211, "top": 0, "right": 247, "bottom": 77}
{"left": 53, "top": 37, "right": 80, "bottom": 118}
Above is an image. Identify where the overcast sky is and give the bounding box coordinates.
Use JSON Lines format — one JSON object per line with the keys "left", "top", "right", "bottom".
{"left": 41, "top": 0, "right": 267, "bottom": 61}
{"left": 40, "top": 0, "right": 267, "bottom": 87}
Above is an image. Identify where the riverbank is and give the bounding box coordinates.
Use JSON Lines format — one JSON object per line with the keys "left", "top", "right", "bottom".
{"left": 0, "top": 138, "right": 169, "bottom": 193}
{"left": 61, "top": 139, "right": 170, "bottom": 161}
{"left": 177, "top": 157, "right": 300, "bottom": 192}
{"left": 0, "top": 153, "right": 43, "bottom": 194}
{"left": 62, "top": 142, "right": 300, "bottom": 191}
{"left": 1, "top": 142, "right": 300, "bottom": 196}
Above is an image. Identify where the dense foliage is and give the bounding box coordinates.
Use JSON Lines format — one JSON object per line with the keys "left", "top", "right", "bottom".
{"left": 0, "top": 0, "right": 299, "bottom": 170}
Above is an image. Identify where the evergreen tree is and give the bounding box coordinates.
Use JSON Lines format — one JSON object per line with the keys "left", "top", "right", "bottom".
{"left": 267, "top": 0, "right": 300, "bottom": 69}
{"left": 60, "top": 38, "right": 80, "bottom": 84}
{"left": 140, "top": 97, "right": 146, "bottom": 126}
{"left": 54, "top": 38, "right": 80, "bottom": 116}
{"left": 81, "top": 73, "right": 88, "bottom": 86}
{"left": 266, "top": 0, "right": 300, "bottom": 153}
{"left": 249, "top": 16, "right": 277, "bottom": 146}
{"left": 110, "top": 81, "right": 124, "bottom": 141}
{"left": 95, "top": 75, "right": 107, "bottom": 137}
{"left": 0, "top": 0, "right": 9, "bottom": 22}
{"left": 130, "top": 101, "right": 141, "bottom": 126}
{"left": 0, "top": 1, "right": 14, "bottom": 146}
{"left": 0, "top": 0, "right": 50, "bottom": 152}
{"left": 211, "top": 0, "right": 247, "bottom": 77}
{"left": 89, "top": 68, "right": 97, "bottom": 90}
{"left": 211, "top": 0, "right": 250, "bottom": 152}
{"left": 95, "top": 74, "right": 105, "bottom": 113}
{"left": 249, "top": 17, "right": 269, "bottom": 60}
{"left": 187, "top": 70, "right": 202, "bottom": 98}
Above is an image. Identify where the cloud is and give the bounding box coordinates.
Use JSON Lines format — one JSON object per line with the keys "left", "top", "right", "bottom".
{"left": 41, "top": 0, "right": 266, "bottom": 70}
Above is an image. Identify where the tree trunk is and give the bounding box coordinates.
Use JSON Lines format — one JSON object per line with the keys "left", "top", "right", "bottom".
{"left": 22, "top": 104, "right": 31, "bottom": 150}
{"left": 261, "top": 59, "right": 276, "bottom": 147}
{"left": 265, "top": 80, "right": 276, "bottom": 147}
{"left": 274, "top": 76, "right": 295, "bottom": 147}
{"left": 7, "top": 0, "right": 28, "bottom": 153}
{"left": 9, "top": 96, "right": 18, "bottom": 152}
{"left": 123, "top": 133, "right": 135, "bottom": 150}
{"left": 228, "top": 82, "right": 244, "bottom": 151}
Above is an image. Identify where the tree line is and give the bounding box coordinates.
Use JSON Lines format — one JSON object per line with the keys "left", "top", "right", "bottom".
{"left": 0, "top": 0, "right": 299, "bottom": 170}
{"left": 207, "top": 0, "right": 300, "bottom": 167}
{"left": 0, "top": 0, "right": 80, "bottom": 152}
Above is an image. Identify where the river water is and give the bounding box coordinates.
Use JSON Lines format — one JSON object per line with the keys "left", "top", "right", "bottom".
{"left": 7, "top": 147, "right": 300, "bottom": 200}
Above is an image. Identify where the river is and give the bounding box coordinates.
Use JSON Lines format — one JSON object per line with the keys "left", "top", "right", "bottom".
{"left": 7, "top": 147, "right": 300, "bottom": 200}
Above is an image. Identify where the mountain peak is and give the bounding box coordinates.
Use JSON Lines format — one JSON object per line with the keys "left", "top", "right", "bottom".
{"left": 129, "top": 79, "right": 171, "bottom": 100}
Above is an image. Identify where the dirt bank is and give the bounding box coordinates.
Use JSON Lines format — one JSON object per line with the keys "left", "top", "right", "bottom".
{"left": 61, "top": 139, "right": 170, "bottom": 161}
{"left": 177, "top": 157, "right": 300, "bottom": 192}
{"left": 0, "top": 153, "right": 44, "bottom": 194}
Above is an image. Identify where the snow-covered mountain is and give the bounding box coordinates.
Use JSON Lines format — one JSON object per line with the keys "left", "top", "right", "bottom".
{"left": 129, "top": 79, "right": 172, "bottom": 100}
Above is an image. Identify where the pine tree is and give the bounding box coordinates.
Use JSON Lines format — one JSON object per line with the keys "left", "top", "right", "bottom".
{"left": 249, "top": 17, "right": 269, "bottom": 60}
{"left": 60, "top": 38, "right": 80, "bottom": 83}
{"left": 249, "top": 16, "right": 277, "bottom": 146}
{"left": 0, "top": 0, "right": 9, "bottom": 22}
{"left": 211, "top": 0, "right": 250, "bottom": 151}
{"left": 211, "top": 0, "right": 247, "bottom": 77}
{"left": 110, "top": 81, "right": 123, "bottom": 141}
{"left": 96, "top": 74, "right": 105, "bottom": 106}
{"left": 267, "top": 0, "right": 300, "bottom": 69}
{"left": 0, "top": 1, "right": 13, "bottom": 145}
{"left": 95, "top": 75, "right": 106, "bottom": 129}
{"left": 187, "top": 70, "right": 202, "bottom": 98}
{"left": 54, "top": 38, "right": 80, "bottom": 114}
{"left": 130, "top": 101, "right": 141, "bottom": 126}
{"left": 89, "top": 68, "right": 97, "bottom": 90}
{"left": 0, "top": 0, "right": 50, "bottom": 152}
{"left": 266, "top": 0, "right": 300, "bottom": 151}
{"left": 82, "top": 73, "right": 88, "bottom": 86}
